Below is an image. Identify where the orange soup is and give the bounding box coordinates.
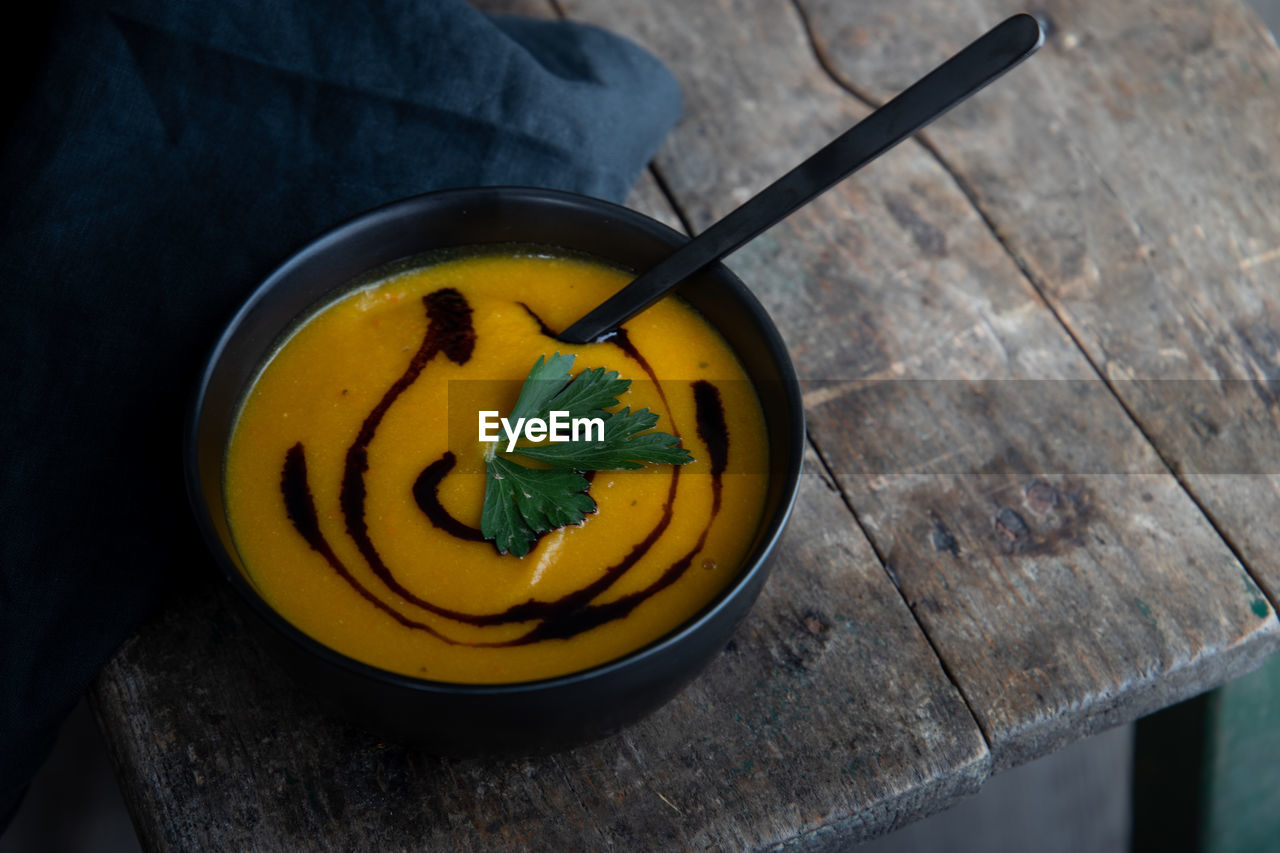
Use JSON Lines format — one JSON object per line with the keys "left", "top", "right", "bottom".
{"left": 224, "top": 248, "right": 769, "bottom": 683}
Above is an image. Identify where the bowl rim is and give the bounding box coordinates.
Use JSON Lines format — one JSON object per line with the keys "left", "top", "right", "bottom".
{"left": 184, "top": 185, "right": 805, "bottom": 697}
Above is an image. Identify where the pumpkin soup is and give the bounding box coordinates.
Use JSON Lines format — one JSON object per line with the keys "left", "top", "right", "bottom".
{"left": 224, "top": 247, "right": 768, "bottom": 684}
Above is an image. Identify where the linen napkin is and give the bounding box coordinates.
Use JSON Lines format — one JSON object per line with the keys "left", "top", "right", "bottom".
{"left": 0, "top": 0, "right": 680, "bottom": 824}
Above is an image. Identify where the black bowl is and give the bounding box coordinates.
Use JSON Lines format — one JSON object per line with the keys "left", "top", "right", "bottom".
{"left": 186, "top": 186, "right": 804, "bottom": 754}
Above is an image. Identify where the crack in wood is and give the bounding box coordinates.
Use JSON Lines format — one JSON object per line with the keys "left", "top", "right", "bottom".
{"left": 803, "top": 429, "right": 994, "bottom": 752}
{"left": 646, "top": 163, "right": 696, "bottom": 237}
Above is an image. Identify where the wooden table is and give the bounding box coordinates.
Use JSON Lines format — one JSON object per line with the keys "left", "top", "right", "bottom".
{"left": 92, "top": 0, "right": 1280, "bottom": 848}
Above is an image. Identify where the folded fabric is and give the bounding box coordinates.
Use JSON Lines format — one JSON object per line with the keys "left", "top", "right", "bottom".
{"left": 0, "top": 0, "right": 680, "bottom": 826}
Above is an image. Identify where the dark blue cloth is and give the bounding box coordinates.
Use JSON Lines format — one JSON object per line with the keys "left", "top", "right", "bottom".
{"left": 0, "top": 0, "right": 680, "bottom": 825}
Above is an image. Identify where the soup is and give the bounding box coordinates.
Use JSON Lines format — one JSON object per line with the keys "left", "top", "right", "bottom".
{"left": 224, "top": 248, "right": 769, "bottom": 684}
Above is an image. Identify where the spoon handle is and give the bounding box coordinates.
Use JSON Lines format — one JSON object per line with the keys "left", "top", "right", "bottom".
{"left": 560, "top": 13, "right": 1044, "bottom": 344}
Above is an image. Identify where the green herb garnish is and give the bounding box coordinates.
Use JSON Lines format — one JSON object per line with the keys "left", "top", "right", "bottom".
{"left": 480, "top": 353, "right": 692, "bottom": 556}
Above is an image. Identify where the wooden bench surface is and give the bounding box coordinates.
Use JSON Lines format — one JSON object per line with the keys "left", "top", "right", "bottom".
{"left": 91, "top": 0, "right": 1280, "bottom": 848}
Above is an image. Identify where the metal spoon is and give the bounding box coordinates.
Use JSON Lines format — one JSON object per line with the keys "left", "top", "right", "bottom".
{"left": 559, "top": 13, "right": 1044, "bottom": 344}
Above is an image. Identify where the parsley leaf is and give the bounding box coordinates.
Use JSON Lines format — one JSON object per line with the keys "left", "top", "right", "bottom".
{"left": 480, "top": 353, "right": 693, "bottom": 557}
{"left": 481, "top": 457, "right": 595, "bottom": 556}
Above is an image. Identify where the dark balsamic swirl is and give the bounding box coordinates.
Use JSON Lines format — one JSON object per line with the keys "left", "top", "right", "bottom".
{"left": 281, "top": 443, "right": 457, "bottom": 643}
{"left": 693, "top": 380, "right": 728, "bottom": 516}
{"left": 412, "top": 452, "right": 485, "bottom": 542}
{"left": 281, "top": 288, "right": 729, "bottom": 646}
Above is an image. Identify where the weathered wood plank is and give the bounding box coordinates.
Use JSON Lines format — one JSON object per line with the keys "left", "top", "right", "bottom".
{"left": 797, "top": 0, "right": 1280, "bottom": 605}
{"left": 556, "top": 0, "right": 1280, "bottom": 769}
{"left": 92, "top": 451, "right": 988, "bottom": 850}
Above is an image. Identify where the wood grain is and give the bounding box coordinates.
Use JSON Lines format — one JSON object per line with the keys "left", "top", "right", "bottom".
{"left": 796, "top": 0, "right": 1280, "bottom": 604}
{"left": 556, "top": 0, "right": 1279, "bottom": 769}
{"left": 92, "top": 452, "right": 987, "bottom": 850}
